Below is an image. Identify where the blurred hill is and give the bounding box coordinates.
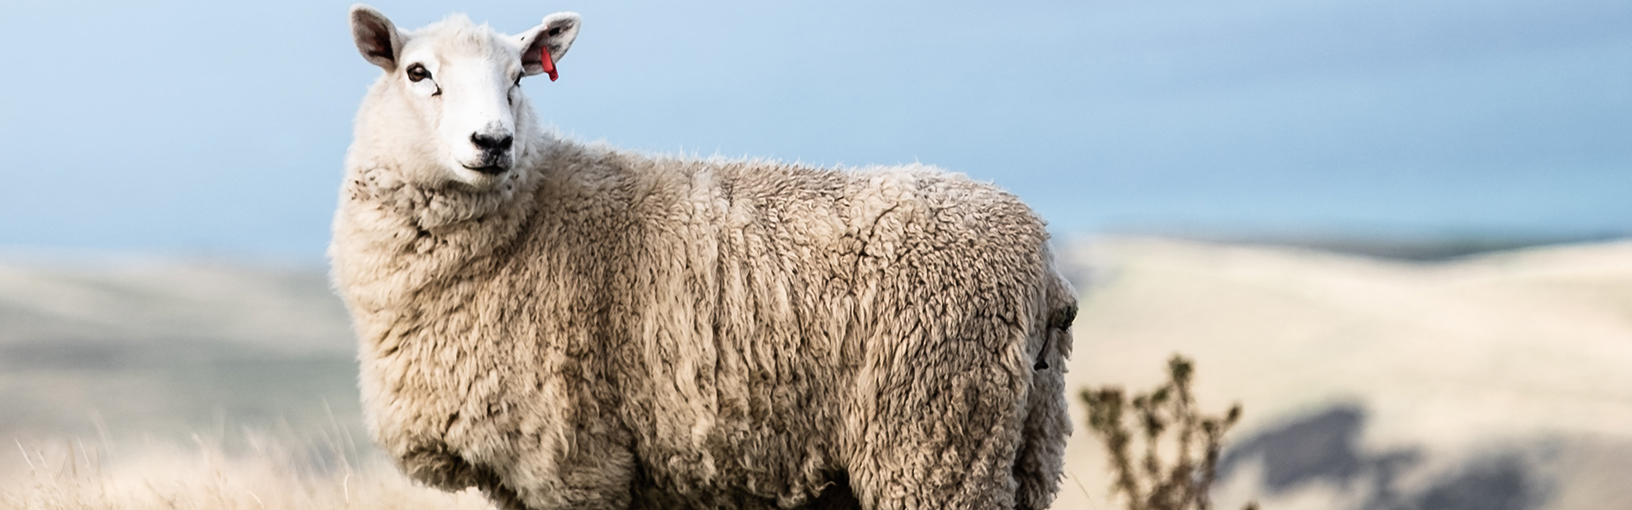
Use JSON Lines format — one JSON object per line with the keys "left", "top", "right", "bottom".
{"left": 0, "top": 259, "right": 358, "bottom": 447}
{"left": 0, "top": 259, "right": 350, "bottom": 351}
{"left": 1058, "top": 237, "right": 1632, "bottom": 510}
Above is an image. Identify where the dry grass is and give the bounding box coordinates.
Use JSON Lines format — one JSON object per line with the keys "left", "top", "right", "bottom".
{"left": 5, "top": 355, "right": 1248, "bottom": 510}
{"left": 2, "top": 430, "right": 492, "bottom": 510}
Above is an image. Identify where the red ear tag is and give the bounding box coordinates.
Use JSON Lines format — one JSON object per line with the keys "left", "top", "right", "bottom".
{"left": 540, "top": 47, "right": 559, "bottom": 82}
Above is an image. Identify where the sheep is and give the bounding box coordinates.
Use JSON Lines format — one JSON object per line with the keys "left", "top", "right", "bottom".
{"left": 331, "top": 6, "right": 1077, "bottom": 510}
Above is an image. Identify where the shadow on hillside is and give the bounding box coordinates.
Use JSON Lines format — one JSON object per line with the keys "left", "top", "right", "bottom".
{"left": 1168, "top": 232, "right": 1629, "bottom": 262}
{"left": 1219, "top": 404, "right": 1543, "bottom": 510}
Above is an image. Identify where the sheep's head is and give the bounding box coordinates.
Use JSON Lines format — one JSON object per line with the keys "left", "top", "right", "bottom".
{"left": 349, "top": 5, "right": 579, "bottom": 189}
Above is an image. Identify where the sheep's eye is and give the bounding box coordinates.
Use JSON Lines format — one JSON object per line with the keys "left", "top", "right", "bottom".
{"left": 407, "top": 64, "right": 431, "bottom": 83}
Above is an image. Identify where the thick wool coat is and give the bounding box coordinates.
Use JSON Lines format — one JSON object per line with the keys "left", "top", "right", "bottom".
{"left": 332, "top": 30, "right": 1075, "bottom": 510}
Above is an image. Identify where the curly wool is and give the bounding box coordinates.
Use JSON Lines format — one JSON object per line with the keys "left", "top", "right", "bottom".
{"left": 331, "top": 18, "right": 1075, "bottom": 510}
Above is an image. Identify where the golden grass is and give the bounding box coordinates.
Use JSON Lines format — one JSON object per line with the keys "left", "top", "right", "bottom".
{"left": 2, "top": 432, "right": 493, "bottom": 510}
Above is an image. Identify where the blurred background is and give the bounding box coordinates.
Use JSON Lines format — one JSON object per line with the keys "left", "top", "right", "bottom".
{"left": 1, "top": 0, "right": 1629, "bottom": 509}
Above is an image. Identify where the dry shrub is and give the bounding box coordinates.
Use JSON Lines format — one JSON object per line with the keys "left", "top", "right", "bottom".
{"left": 1080, "top": 354, "right": 1257, "bottom": 510}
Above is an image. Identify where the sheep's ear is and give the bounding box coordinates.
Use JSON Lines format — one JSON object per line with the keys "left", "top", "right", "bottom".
{"left": 517, "top": 12, "right": 581, "bottom": 76}
{"left": 351, "top": 5, "right": 404, "bottom": 71}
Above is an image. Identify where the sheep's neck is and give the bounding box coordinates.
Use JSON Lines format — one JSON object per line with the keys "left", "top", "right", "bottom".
{"left": 334, "top": 164, "right": 539, "bottom": 315}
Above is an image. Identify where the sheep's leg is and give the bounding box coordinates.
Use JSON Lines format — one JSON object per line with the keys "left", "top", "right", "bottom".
{"left": 474, "top": 452, "right": 638, "bottom": 510}
{"left": 491, "top": 424, "right": 639, "bottom": 510}
{"left": 848, "top": 341, "right": 1028, "bottom": 510}
{"left": 477, "top": 479, "right": 531, "bottom": 510}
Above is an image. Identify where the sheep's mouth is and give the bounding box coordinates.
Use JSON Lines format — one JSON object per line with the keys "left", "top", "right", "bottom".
{"left": 462, "top": 164, "right": 508, "bottom": 175}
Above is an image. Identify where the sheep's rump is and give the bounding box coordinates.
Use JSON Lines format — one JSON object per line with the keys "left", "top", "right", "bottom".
{"left": 520, "top": 148, "right": 1074, "bottom": 509}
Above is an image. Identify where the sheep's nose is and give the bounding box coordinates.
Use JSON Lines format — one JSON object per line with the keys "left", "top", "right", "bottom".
{"left": 471, "top": 132, "right": 513, "bottom": 152}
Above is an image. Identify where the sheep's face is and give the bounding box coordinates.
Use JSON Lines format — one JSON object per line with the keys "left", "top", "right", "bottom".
{"left": 350, "top": 6, "right": 580, "bottom": 189}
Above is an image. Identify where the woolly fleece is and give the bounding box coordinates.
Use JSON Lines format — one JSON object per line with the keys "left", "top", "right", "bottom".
{"left": 331, "top": 12, "right": 1076, "bottom": 510}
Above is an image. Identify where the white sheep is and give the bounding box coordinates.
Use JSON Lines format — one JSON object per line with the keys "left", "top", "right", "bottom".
{"left": 331, "top": 6, "right": 1077, "bottom": 510}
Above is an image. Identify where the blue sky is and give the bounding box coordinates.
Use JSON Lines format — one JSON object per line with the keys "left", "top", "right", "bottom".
{"left": 1, "top": 0, "right": 1628, "bottom": 258}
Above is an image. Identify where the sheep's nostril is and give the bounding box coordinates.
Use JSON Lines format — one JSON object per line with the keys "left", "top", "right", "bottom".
{"left": 471, "top": 133, "right": 513, "bottom": 151}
